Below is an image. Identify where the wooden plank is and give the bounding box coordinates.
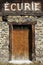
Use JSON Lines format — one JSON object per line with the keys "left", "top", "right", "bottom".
{"left": 8, "top": 21, "right": 37, "bottom": 25}
{"left": 12, "top": 29, "right": 29, "bottom": 59}
{"left": 32, "top": 25, "right": 36, "bottom": 60}
{"left": 9, "top": 25, "right": 13, "bottom": 60}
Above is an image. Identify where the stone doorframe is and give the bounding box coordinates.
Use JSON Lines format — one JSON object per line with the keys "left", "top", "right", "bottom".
{"left": 8, "top": 21, "right": 37, "bottom": 61}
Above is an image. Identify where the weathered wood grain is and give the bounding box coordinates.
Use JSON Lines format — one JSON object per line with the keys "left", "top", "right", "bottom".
{"left": 12, "top": 29, "right": 29, "bottom": 59}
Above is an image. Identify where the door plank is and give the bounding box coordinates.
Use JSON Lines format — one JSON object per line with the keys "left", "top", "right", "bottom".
{"left": 12, "top": 29, "right": 29, "bottom": 60}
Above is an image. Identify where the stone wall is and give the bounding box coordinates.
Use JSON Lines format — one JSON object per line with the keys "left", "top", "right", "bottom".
{"left": 0, "top": 16, "right": 43, "bottom": 62}
{"left": 35, "top": 17, "right": 43, "bottom": 62}
{"left": 0, "top": 21, "right": 9, "bottom": 62}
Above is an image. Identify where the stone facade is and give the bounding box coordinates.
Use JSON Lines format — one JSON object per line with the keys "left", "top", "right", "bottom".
{"left": 0, "top": 16, "right": 43, "bottom": 62}
{"left": 0, "top": 22, "right": 9, "bottom": 62}
{"left": 35, "top": 17, "right": 43, "bottom": 62}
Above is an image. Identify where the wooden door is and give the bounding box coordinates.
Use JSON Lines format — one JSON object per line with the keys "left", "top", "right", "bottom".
{"left": 11, "top": 27, "right": 29, "bottom": 60}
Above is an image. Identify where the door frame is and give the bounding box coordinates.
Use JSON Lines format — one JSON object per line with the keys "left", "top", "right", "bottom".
{"left": 8, "top": 21, "right": 37, "bottom": 61}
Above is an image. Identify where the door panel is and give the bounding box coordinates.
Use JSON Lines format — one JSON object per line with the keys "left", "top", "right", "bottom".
{"left": 12, "top": 29, "right": 29, "bottom": 60}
